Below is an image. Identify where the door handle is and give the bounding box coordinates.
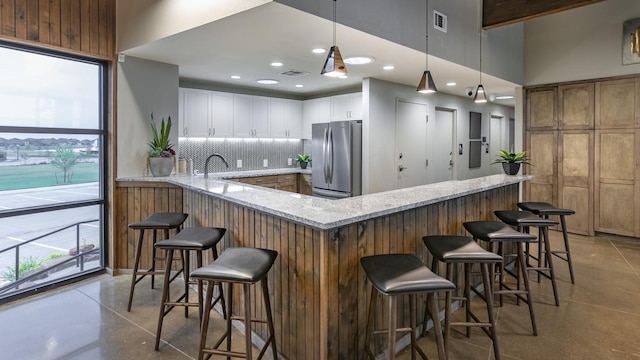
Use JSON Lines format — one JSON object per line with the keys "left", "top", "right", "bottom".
{"left": 398, "top": 165, "right": 407, "bottom": 172}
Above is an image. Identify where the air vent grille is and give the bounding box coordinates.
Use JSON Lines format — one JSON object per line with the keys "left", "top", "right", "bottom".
{"left": 434, "top": 10, "right": 447, "bottom": 33}
{"left": 280, "top": 70, "right": 309, "bottom": 77}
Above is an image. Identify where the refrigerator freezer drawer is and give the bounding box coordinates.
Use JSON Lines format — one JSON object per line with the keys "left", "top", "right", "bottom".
{"left": 312, "top": 187, "right": 351, "bottom": 199}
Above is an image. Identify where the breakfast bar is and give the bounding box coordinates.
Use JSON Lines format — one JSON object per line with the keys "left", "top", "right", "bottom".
{"left": 115, "top": 173, "right": 530, "bottom": 360}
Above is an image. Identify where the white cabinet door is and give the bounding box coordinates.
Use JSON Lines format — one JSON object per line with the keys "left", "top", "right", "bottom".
{"left": 210, "top": 92, "right": 233, "bottom": 137}
{"left": 183, "top": 88, "right": 210, "bottom": 138}
{"left": 252, "top": 96, "right": 270, "bottom": 138}
{"left": 233, "top": 94, "right": 253, "bottom": 137}
{"left": 302, "top": 97, "right": 331, "bottom": 139}
{"left": 271, "top": 98, "right": 302, "bottom": 138}
{"left": 331, "top": 92, "right": 362, "bottom": 120}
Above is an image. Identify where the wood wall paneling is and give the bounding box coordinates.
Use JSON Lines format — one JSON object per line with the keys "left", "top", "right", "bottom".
{"left": 595, "top": 78, "right": 638, "bottom": 129}
{"left": 559, "top": 83, "right": 594, "bottom": 130}
{"left": 559, "top": 131, "right": 593, "bottom": 235}
{"left": 527, "top": 88, "right": 557, "bottom": 130}
{"left": 0, "top": 0, "right": 114, "bottom": 59}
{"left": 526, "top": 131, "right": 557, "bottom": 205}
{"left": 482, "top": 0, "right": 605, "bottom": 28}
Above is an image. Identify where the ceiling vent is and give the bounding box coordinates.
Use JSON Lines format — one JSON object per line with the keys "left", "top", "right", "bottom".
{"left": 433, "top": 10, "right": 447, "bottom": 33}
{"left": 280, "top": 70, "right": 309, "bottom": 77}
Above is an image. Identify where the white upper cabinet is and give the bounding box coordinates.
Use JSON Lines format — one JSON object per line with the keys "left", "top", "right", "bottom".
{"left": 209, "top": 91, "right": 234, "bottom": 138}
{"left": 233, "top": 94, "right": 270, "bottom": 138}
{"left": 302, "top": 97, "right": 331, "bottom": 139}
{"left": 331, "top": 92, "right": 362, "bottom": 120}
{"left": 180, "top": 88, "right": 233, "bottom": 138}
{"left": 270, "top": 98, "right": 303, "bottom": 138}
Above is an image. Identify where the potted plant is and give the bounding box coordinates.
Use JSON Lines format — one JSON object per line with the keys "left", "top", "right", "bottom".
{"left": 147, "top": 113, "right": 175, "bottom": 177}
{"left": 295, "top": 153, "right": 310, "bottom": 169}
{"left": 493, "top": 147, "right": 529, "bottom": 175}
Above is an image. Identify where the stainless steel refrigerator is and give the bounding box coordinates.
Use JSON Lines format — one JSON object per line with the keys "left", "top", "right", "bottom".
{"left": 311, "top": 120, "right": 362, "bottom": 199}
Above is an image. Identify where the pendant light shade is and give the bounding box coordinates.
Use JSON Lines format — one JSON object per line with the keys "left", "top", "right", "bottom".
{"left": 417, "top": 0, "right": 437, "bottom": 93}
{"left": 473, "top": 84, "right": 488, "bottom": 103}
{"left": 417, "top": 70, "right": 437, "bottom": 93}
{"left": 321, "top": 45, "right": 347, "bottom": 77}
{"left": 321, "top": 0, "right": 348, "bottom": 77}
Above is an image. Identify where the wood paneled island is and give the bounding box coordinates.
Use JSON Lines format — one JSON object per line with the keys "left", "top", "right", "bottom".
{"left": 115, "top": 172, "right": 530, "bottom": 359}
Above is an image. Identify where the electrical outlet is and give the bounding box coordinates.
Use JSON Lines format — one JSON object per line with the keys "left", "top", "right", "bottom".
{"left": 263, "top": 159, "right": 268, "bottom": 167}
{"left": 287, "top": 158, "right": 292, "bottom": 166}
{"left": 236, "top": 160, "right": 242, "bottom": 168}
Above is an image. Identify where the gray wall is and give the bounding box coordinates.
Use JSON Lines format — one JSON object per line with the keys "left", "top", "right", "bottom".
{"left": 117, "top": 56, "right": 179, "bottom": 177}
{"left": 364, "top": 77, "right": 514, "bottom": 194}
{"left": 525, "top": 0, "right": 640, "bottom": 85}
{"left": 276, "top": 0, "right": 524, "bottom": 84}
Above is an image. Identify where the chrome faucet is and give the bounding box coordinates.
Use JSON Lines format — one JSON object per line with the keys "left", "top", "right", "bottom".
{"left": 204, "top": 153, "right": 229, "bottom": 178}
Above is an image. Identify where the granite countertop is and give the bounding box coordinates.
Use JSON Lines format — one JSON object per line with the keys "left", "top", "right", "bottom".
{"left": 118, "top": 169, "right": 531, "bottom": 230}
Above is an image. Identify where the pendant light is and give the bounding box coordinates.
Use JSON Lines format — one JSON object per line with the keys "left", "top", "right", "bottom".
{"left": 417, "top": 0, "right": 437, "bottom": 93}
{"left": 473, "top": 23, "right": 488, "bottom": 103}
{"left": 321, "top": 0, "right": 348, "bottom": 77}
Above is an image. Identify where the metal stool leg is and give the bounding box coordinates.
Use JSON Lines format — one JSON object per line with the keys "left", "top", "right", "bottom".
{"left": 481, "top": 263, "right": 500, "bottom": 360}
{"left": 155, "top": 248, "right": 175, "bottom": 350}
{"left": 516, "top": 242, "right": 538, "bottom": 336}
{"left": 127, "top": 229, "right": 145, "bottom": 312}
{"left": 559, "top": 215, "right": 576, "bottom": 284}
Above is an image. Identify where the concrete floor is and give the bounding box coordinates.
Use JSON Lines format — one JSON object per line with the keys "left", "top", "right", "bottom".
{"left": 0, "top": 230, "right": 639, "bottom": 359}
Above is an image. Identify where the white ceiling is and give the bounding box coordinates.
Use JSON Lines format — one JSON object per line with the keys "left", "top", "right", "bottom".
{"left": 122, "top": 2, "right": 520, "bottom": 103}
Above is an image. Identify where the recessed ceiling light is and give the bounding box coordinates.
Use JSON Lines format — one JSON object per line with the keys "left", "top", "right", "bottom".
{"left": 495, "top": 95, "right": 514, "bottom": 100}
{"left": 312, "top": 48, "right": 326, "bottom": 54}
{"left": 230, "top": 75, "right": 241, "bottom": 79}
{"left": 383, "top": 65, "right": 395, "bottom": 70}
{"left": 344, "top": 56, "right": 374, "bottom": 65}
{"left": 257, "top": 79, "right": 279, "bottom": 85}
{"left": 271, "top": 62, "right": 283, "bottom": 67}
{"left": 446, "top": 82, "right": 456, "bottom": 86}
{"left": 338, "top": 75, "right": 348, "bottom": 79}
{"left": 295, "top": 84, "right": 303, "bottom": 88}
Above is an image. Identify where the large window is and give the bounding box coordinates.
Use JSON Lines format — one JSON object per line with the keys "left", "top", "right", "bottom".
{"left": 0, "top": 43, "right": 107, "bottom": 302}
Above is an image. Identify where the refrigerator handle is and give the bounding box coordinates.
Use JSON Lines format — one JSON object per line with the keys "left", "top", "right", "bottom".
{"left": 323, "top": 127, "right": 329, "bottom": 183}
{"left": 328, "top": 126, "right": 333, "bottom": 183}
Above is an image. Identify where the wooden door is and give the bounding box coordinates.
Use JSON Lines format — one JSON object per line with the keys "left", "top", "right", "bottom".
{"left": 558, "top": 83, "right": 594, "bottom": 130}
{"left": 595, "top": 130, "right": 640, "bottom": 236}
{"left": 595, "top": 78, "right": 640, "bottom": 129}
{"left": 527, "top": 87, "right": 557, "bottom": 130}
{"left": 525, "top": 131, "right": 557, "bottom": 205}
{"left": 558, "top": 131, "right": 593, "bottom": 235}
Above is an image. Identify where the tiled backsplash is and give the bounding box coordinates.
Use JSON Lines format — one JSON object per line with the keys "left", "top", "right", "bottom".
{"left": 178, "top": 138, "right": 311, "bottom": 174}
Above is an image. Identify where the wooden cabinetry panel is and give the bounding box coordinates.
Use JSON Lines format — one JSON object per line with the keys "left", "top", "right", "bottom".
{"left": 598, "top": 183, "right": 635, "bottom": 235}
{"left": 598, "top": 132, "right": 635, "bottom": 180}
{"left": 595, "top": 78, "right": 639, "bottom": 129}
{"left": 527, "top": 88, "right": 556, "bottom": 130}
{"left": 526, "top": 131, "right": 557, "bottom": 204}
{"left": 559, "top": 131, "right": 593, "bottom": 235}
{"left": 298, "top": 174, "right": 312, "bottom": 195}
{"left": 559, "top": 83, "right": 594, "bottom": 129}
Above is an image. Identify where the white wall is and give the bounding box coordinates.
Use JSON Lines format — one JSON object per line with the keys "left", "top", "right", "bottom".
{"left": 364, "top": 78, "right": 514, "bottom": 194}
{"left": 116, "top": 0, "right": 270, "bottom": 52}
{"left": 525, "top": 0, "right": 640, "bottom": 85}
{"left": 117, "top": 57, "right": 179, "bottom": 177}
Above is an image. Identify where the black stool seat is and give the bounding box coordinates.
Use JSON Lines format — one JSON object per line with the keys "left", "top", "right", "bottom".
{"left": 191, "top": 247, "right": 278, "bottom": 283}
{"left": 517, "top": 202, "right": 575, "bottom": 216}
{"left": 129, "top": 212, "right": 189, "bottom": 229}
{"left": 463, "top": 221, "right": 537, "bottom": 243}
{"left": 191, "top": 247, "right": 278, "bottom": 360}
{"left": 361, "top": 254, "right": 454, "bottom": 360}
{"left": 494, "top": 210, "right": 558, "bottom": 227}
{"left": 127, "top": 212, "right": 188, "bottom": 312}
{"left": 518, "top": 202, "right": 576, "bottom": 284}
{"left": 425, "top": 235, "right": 503, "bottom": 263}
{"left": 361, "top": 254, "right": 455, "bottom": 295}
{"left": 423, "top": 236, "right": 502, "bottom": 359}
{"left": 154, "top": 227, "right": 226, "bottom": 250}
{"left": 153, "top": 227, "right": 227, "bottom": 351}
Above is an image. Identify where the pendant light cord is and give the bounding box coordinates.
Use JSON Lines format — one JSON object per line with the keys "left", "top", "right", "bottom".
{"left": 425, "top": 0, "right": 429, "bottom": 69}
{"left": 479, "top": 29, "right": 482, "bottom": 83}
{"left": 333, "top": 0, "right": 337, "bottom": 46}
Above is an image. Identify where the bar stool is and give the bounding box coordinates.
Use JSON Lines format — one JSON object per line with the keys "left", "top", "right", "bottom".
{"left": 422, "top": 236, "right": 502, "bottom": 360}
{"left": 494, "top": 210, "right": 560, "bottom": 306}
{"left": 463, "top": 221, "right": 538, "bottom": 335}
{"left": 153, "top": 227, "right": 227, "bottom": 350}
{"left": 127, "top": 212, "right": 188, "bottom": 312}
{"left": 361, "top": 253, "right": 455, "bottom": 360}
{"left": 191, "top": 247, "right": 278, "bottom": 360}
{"left": 518, "top": 202, "right": 576, "bottom": 283}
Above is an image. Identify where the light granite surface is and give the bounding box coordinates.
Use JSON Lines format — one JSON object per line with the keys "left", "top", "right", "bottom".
{"left": 117, "top": 170, "right": 531, "bottom": 230}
